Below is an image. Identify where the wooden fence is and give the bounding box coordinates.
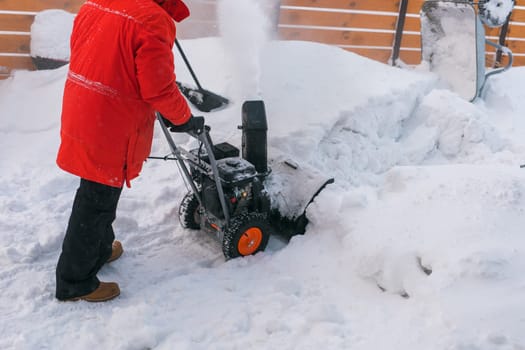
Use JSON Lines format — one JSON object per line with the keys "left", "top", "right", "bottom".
{"left": 0, "top": 0, "right": 80, "bottom": 77}
{"left": 1, "top": 0, "right": 524, "bottom": 78}
{"left": 279, "top": 0, "right": 525, "bottom": 66}
{"left": 0, "top": 0, "right": 223, "bottom": 78}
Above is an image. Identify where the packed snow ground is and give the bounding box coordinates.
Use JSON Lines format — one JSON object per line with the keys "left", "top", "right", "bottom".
{"left": 2, "top": 33, "right": 525, "bottom": 350}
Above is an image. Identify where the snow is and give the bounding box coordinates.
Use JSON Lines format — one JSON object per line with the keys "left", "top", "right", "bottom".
{"left": 479, "top": 0, "right": 515, "bottom": 27}
{"left": 2, "top": 2, "right": 525, "bottom": 350}
{"left": 420, "top": 2, "right": 479, "bottom": 101}
{"left": 30, "top": 9, "right": 75, "bottom": 60}
{"left": 216, "top": 0, "right": 272, "bottom": 99}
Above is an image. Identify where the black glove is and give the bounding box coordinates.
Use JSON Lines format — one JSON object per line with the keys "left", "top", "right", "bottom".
{"left": 161, "top": 115, "right": 205, "bottom": 134}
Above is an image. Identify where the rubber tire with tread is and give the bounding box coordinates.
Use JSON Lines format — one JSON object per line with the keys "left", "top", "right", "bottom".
{"left": 222, "top": 212, "right": 272, "bottom": 259}
{"left": 179, "top": 191, "right": 200, "bottom": 229}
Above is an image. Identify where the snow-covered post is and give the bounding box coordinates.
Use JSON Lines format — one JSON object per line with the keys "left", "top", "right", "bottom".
{"left": 391, "top": 0, "right": 410, "bottom": 67}
{"left": 494, "top": 16, "right": 511, "bottom": 67}
{"left": 30, "top": 9, "right": 75, "bottom": 70}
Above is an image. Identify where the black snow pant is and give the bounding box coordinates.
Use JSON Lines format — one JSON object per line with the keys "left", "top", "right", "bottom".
{"left": 55, "top": 178, "right": 122, "bottom": 300}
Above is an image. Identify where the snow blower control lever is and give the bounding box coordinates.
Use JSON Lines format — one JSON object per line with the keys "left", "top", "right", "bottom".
{"left": 153, "top": 100, "right": 334, "bottom": 260}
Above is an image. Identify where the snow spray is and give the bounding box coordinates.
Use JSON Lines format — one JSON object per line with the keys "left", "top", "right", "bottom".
{"left": 216, "top": 0, "right": 273, "bottom": 100}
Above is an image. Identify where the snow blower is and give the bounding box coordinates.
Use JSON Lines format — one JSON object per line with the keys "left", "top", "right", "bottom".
{"left": 153, "top": 100, "right": 333, "bottom": 259}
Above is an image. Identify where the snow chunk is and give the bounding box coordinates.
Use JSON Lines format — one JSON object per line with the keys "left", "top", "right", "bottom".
{"left": 479, "top": 0, "right": 515, "bottom": 27}
{"left": 30, "top": 9, "right": 75, "bottom": 60}
{"left": 410, "top": 89, "right": 503, "bottom": 158}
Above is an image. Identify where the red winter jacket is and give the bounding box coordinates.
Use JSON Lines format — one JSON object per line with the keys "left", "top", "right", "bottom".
{"left": 57, "top": 0, "right": 191, "bottom": 188}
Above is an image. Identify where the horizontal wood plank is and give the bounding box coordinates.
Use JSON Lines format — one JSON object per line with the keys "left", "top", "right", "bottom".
{"left": 0, "top": 34, "right": 31, "bottom": 54}
{"left": 485, "top": 38, "right": 525, "bottom": 54}
{"left": 280, "top": 8, "right": 423, "bottom": 31}
{"left": 0, "top": 13, "right": 35, "bottom": 32}
{"left": 484, "top": 53, "right": 524, "bottom": 67}
{"left": 280, "top": 26, "right": 422, "bottom": 48}
{"left": 398, "top": 50, "right": 422, "bottom": 65}
{"left": 507, "top": 55, "right": 525, "bottom": 65}
{"left": 404, "top": 17, "right": 422, "bottom": 32}
{"left": 0, "top": 55, "right": 34, "bottom": 75}
{"left": 510, "top": 8, "right": 525, "bottom": 22}
{"left": 485, "top": 26, "right": 502, "bottom": 37}
{"left": 0, "top": 0, "right": 218, "bottom": 17}
{"left": 347, "top": 48, "right": 525, "bottom": 67}
{"left": 507, "top": 22, "right": 525, "bottom": 38}
{"left": 185, "top": 1, "right": 216, "bottom": 21}
{"left": 279, "top": 8, "right": 425, "bottom": 32}
{"left": 280, "top": 8, "right": 397, "bottom": 29}
{"left": 344, "top": 47, "right": 392, "bottom": 63}
{"left": 342, "top": 47, "right": 421, "bottom": 65}
{"left": 281, "top": 0, "right": 426, "bottom": 14}
{"left": 400, "top": 33, "right": 421, "bottom": 49}
{"left": 0, "top": 0, "right": 84, "bottom": 13}
{"left": 177, "top": 20, "right": 219, "bottom": 39}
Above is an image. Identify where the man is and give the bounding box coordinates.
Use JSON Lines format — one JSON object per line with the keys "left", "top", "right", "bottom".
{"left": 55, "top": 0, "right": 199, "bottom": 302}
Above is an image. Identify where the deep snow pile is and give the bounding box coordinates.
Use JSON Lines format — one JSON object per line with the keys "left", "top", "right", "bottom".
{"left": 2, "top": 35, "right": 525, "bottom": 350}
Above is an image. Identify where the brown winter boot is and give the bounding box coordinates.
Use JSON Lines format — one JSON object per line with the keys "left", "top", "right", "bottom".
{"left": 67, "top": 282, "right": 120, "bottom": 302}
{"left": 107, "top": 240, "right": 123, "bottom": 263}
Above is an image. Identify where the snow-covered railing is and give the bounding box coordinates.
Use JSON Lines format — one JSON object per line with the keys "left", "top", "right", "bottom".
{"left": 278, "top": 0, "right": 525, "bottom": 67}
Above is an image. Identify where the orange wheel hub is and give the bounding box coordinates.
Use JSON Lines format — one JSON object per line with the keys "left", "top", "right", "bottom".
{"left": 237, "top": 227, "right": 263, "bottom": 256}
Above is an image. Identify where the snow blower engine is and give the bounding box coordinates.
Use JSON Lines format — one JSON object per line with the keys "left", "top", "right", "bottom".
{"left": 154, "top": 100, "right": 333, "bottom": 260}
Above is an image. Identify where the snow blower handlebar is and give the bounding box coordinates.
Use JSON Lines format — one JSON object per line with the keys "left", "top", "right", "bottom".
{"left": 484, "top": 39, "right": 513, "bottom": 77}
{"left": 159, "top": 114, "right": 205, "bottom": 134}
{"left": 154, "top": 112, "right": 232, "bottom": 223}
{"left": 155, "top": 112, "right": 202, "bottom": 199}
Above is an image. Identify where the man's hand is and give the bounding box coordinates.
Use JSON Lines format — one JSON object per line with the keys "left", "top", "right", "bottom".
{"left": 161, "top": 115, "right": 204, "bottom": 134}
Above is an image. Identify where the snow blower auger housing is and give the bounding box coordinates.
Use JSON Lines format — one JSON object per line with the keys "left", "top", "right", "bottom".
{"left": 155, "top": 101, "right": 334, "bottom": 260}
